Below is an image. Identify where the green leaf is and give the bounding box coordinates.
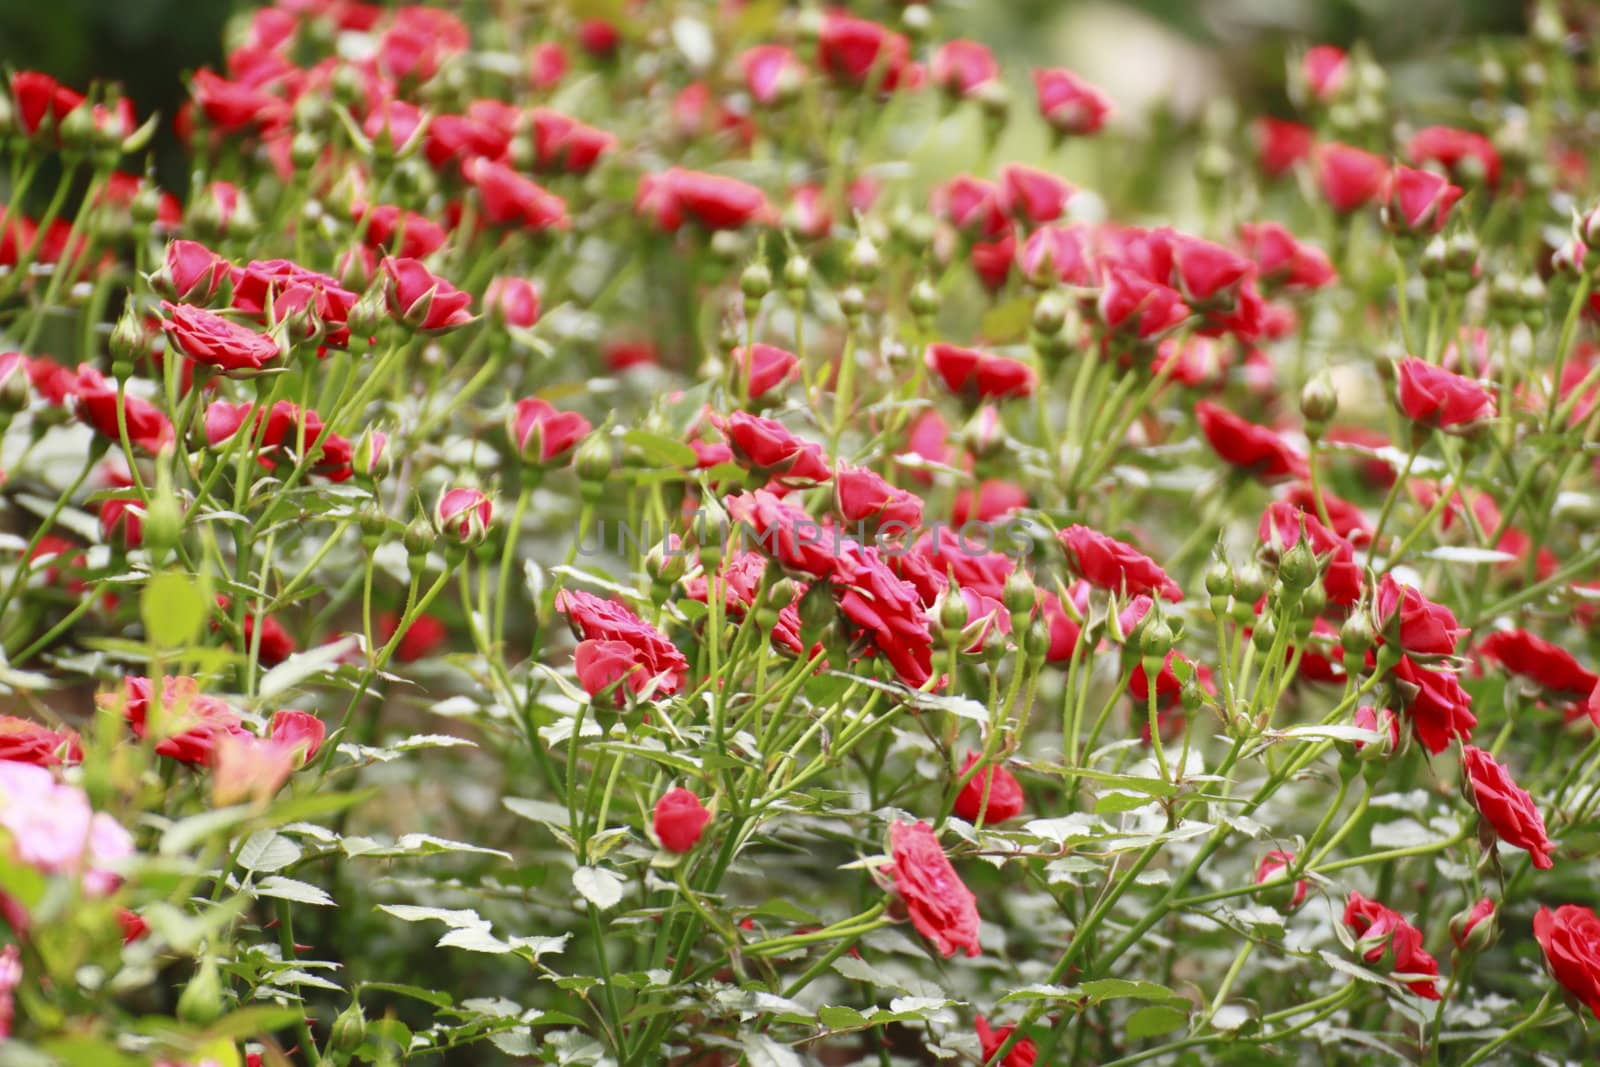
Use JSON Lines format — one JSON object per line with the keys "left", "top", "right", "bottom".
{"left": 359, "top": 982, "right": 454, "bottom": 1009}
{"left": 236, "top": 831, "right": 302, "bottom": 873}
{"left": 1126, "top": 1003, "right": 1189, "bottom": 1039}
{"left": 740, "top": 1033, "right": 803, "bottom": 1067}
{"left": 573, "top": 866, "right": 625, "bottom": 910}
{"left": 1079, "top": 979, "right": 1181, "bottom": 1003}
{"left": 255, "top": 876, "right": 336, "bottom": 907}
{"left": 258, "top": 636, "right": 358, "bottom": 700}
{"left": 622, "top": 430, "right": 698, "bottom": 468}
{"left": 141, "top": 569, "right": 211, "bottom": 649}
{"left": 818, "top": 1005, "right": 867, "bottom": 1029}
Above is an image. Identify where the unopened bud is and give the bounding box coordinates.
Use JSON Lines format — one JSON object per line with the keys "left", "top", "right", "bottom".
{"left": 1204, "top": 558, "right": 1234, "bottom": 599}
{"left": 109, "top": 306, "right": 156, "bottom": 365}
{"left": 909, "top": 278, "right": 940, "bottom": 320}
{"left": 740, "top": 259, "right": 772, "bottom": 301}
{"left": 1300, "top": 371, "right": 1338, "bottom": 427}
{"left": 847, "top": 236, "right": 881, "bottom": 283}
{"left": 330, "top": 1000, "right": 367, "bottom": 1053}
{"left": 1140, "top": 616, "right": 1174, "bottom": 662}
{"left": 403, "top": 516, "right": 435, "bottom": 561}
{"left": 433, "top": 488, "right": 492, "bottom": 548}
{"left": 574, "top": 433, "right": 615, "bottom": 498}
{"left": 1251, "top": 614, "right": 1278, "bottom": 653}
{"left": 1277, "top": 538, "right": 1319, "bottom": 593}
{"left": 353, "top": 428, "right": 390, "bottom": 479}
{"left": 1032, "top": 291, "right": 1067, "bottom": 335}
{"left": 782, "top": 254, "right": 811, "bottom": 295}
{"left": 1449, "top": 898, "right": 1499, "bottom": 954}
{"left": 176, "top": 956, "right": 225, "bottom": 1026}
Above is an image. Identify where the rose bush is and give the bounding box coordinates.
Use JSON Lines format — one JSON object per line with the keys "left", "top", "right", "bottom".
{"left": 0, "top": 2, "right": 1597, "bottom": 1065}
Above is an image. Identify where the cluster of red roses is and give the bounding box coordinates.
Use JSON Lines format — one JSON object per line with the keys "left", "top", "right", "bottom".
{"left": 4, "top": 0, "right": 1600, "bottom": 1063}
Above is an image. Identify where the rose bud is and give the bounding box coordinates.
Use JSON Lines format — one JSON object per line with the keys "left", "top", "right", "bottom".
{"left": 352, "top": 428, "right": 389, "bottom": 479}
{"left": 508, "top": 397, "right": 591, "bottom": 466}
{"left": 382, "top": 256, "right": 474, "bottom": 333}
{"left": 1254, "top": 849, "right": 1308, "bottom": 911}
{"left": 1032, "top": 67, "right": 1112, "bottom": 136}
{"left": 485, "top": 276, "right": 540, "bottom": 329}
{"left": 1450, "top": 898, "right": 1498, "bottom": 954}
{"left": 1394, "top": 357, "right": 1495, "bottom": 432}
{"left": 952, "top": 753, "right": 1025, "bottom": 825}
{"left": 433, "top": 487, "right": 493, "bottom": 547}
{"left": 734, "top": 343, "right": 799, "bottom": 400}
{"left": 1348, "top": 705, "right": 1404, "bottom": 762}
{"left": 653, "top": 788, "right": 711, "bottom": 852}
{"left": 1533, "top": 905, "right": 1600, "bottom": 1021}
{"left": 1315, "top": 143, "right": 1388, "bottom": 214}
{"left": 1384, "top": 166, "right": 1464, "bottom": 236}
{"left": 157, "top": 239, "right": 231, "bottom": 303}
{"left": 160, "top": 301, "right": 282, "bottom": 374}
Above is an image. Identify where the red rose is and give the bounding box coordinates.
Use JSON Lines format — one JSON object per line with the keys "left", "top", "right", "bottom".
{"left": 161, "top": 301, "right": 281, "bottom": 373}
{"left": 1461, "top": 745, "right": 1554, "bottom": 869}
{"left": 734, "top": 343, "right": 799, "bottom": 399}
{"left": 1386, "top": 166, "right": 1463, "bottom": 234}
{"left": 1058, "top": 524, "right": 1183, "bottom": 602}
{"left": 835, "top": 465, "right": 923, "bottom": 529}
{"left": 70, "top": 366, "right": 175, "bottom": 453}
{"left": 1257, "top": 500, "right": 1363, "bottom": 606}
{"left": 1374, "top": 574, "right": 1466, "bottom": 658}
{"left": 817, "top": 13, "right": 916, "bottom": 92}
{"left": 924, "top": 343, "right": 1037, "bottom": 401}
{"left": 1282, "top": 483, "right": 1371, "bottom": 544}
{"left": 1236, "top": 222, "right": 1335, "bottom": 291}
{"left": 160, "top": 240, "right": 231, "bottom": 303}
{"left": 1251, "top": 118, "right": 1314, "bottom": 179}
{"left": 975, "top": 1016, "right": 1036, "bottom": 1067}
{"left": 268, "top": 710, "right": 325, "bottom": 765}
{"left": 1450, "top": 897, "right": 1497, "bottom": 952}
{"left": 1395, "top": 357, "right": 1494, "bottom": 429}
{"left": 1480, "top": 628, "right": 1598, "bottom": 698}
{"left": 202, "top": 400, "right": 353, "bottom": 481}
{"left": 833, "top": 543, "right": 935, "bottom": 688}
{"left": 1096, "top": 265, "right": 1190, "bottom": 339}
{"left": 378, "top": 612, "right": 449, "bottom": 663}
{"left": 1254, "top": 849, "right": 1308, "bottom": 911}
{"left": 914, "top": 527, "right": 1016, "bottom": 599}
{"left": 382, "top": 257, "right": 474, "bottom": 332}
{"left": 742, "top": 45, "right": 805, "bottom": 105}
{"left": 1032, "top": 67, "right": 1111, "bottom": 135}
{"left": 466, "top": 158, "right": 569, "bottom": 231}
{"left": 434, "top": 488, "right": 493, "bottom": 545}
{"left": 109, "top": 676, "right": 250, "bottom": 766}
{"left": 725, "top": 489, "right": 838, "bottom": 580}
{"left": 953, "top": 754, "right": 1024, "bottom": 825}
{"left": 243, "top": 610, "right": 296, "bottom": 666}
{"left": 653, "top": 788, "right": 711, "bottom": 852}
{"left": 713, "top": 412, "right": 832, "bottom": 484}
{"left": 556, "top": 589, "right": 688, "bottom": 698}
{"left": 190, "top": 68, "right": 288, "bottom": 133}
{"left": 930, "top": 40, "right": 998, "bottom": 99}
{"left": 886, "top": 820, "right": 981, "bottom": 958}
{"left": 423, "top": 113, "right": 511, "bottom": 170}
{"left": 356, "top": 204, "right": 449, "bottom": 259}
{"left": 636, "top": 168, "right": 771, "bottom": 231}
{"left": 1392, "top": 656, "right": 1476, "bottom": 754}
{"left": 1342, "top": 891, "right": 1441, "bottom": 999}
{"left": 1036, "top": 587, "right": 1088, "bottom": 663}
{"left": 1300, "top": 45, "right": 1349, "bottom": 100}
{"left": 527, "top": 108, "right": 616, "bottom": 173}
{"left": 1407, "top": 126, "right": 1501, "bottom": 187}
{"left": 999, "top": 165, "right": 1074, "bottom": 224}
{"left": 1018, "top": 224, "right": 1096, "bottom": 286}
{"left": 485, "top": 276, "right": 541, "bottom": 329}
{"left": 952, "top": 480, "right": 1028, "bottom": 526}
{"left": 575, "top": 639, "right": 649, "bottom": 702}
{"left": 0, "top": 716, "right": 81, "bottom": 767}
{"left": 509, "top": 398, "right": 590, "bottom": 465}
{"left": 10, "top": 71, "right": 84, "bottom": 137}
{"left": 1352, "top": 705, "right": 1403, "bottom": 757}
{"left": 1534, "top": 905, "right": 1600, "bottom": 1019}
{"left": 1195, "top": 402, "right": 1307, "bottom": 482}
{"left": 933, "top": 177, "right": 1010, "bottom": 239}
{"left": 1315, "top": 143, "right": 1388, "bottom": 213}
